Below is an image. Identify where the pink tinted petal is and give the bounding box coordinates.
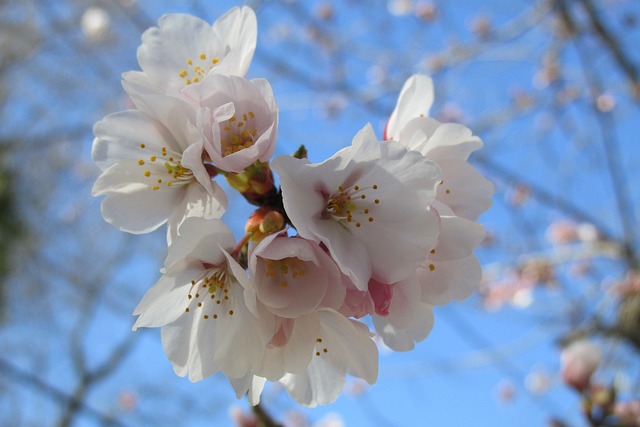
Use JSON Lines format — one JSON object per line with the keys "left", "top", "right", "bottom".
{"left": 369, "top": 280, "right": 393, "bottom": 316}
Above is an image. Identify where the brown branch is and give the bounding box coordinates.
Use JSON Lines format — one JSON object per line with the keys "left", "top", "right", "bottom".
{"left": 0, "top": 357, "right": 132, "bottom": 427}
{"left": 579, "top": 0, "right": 640, "bottom": 98}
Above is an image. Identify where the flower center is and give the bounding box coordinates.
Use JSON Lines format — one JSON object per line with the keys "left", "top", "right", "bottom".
{"left": 325, "top": 183, "right": 380, "bottom": 228}
{"left": 178, "top": 52, "right": 220, "bottom": 86}
{"left": 264, "top": 257, "right": 306, "bottom": 287}
{"left": 184, "top": 267, "right": 236, "bottom": 320}
{"left": 220, "top": 111, "right": 258, "bottom": 156}
{"left": 137, "top": 144, "right": 195, "bottom": 191}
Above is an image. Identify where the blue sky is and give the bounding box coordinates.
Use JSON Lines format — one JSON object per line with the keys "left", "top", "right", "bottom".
{"left": 2, "top": 0, "right": 639, "bottom": 426}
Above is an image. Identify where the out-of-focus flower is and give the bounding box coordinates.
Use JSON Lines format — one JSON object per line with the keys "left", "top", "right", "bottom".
{"left": 345, "top": 378, "right": 369, "bottom": 396}
{"left": 469, "top": 15, "right": 492, "bottom": 38}
{"left": 520, "top": 259, "right": 555, "bottom": 286}
{"left": 525, "top": 367, "right": 552, "bottom": 395}
{"left": 479, "top": 272, "right": 536, "bottom": 311}
{"left": 315, "top": 413, "right": 345, "bottom": 427}
{"left": 546, "top": 220, "right": 578, "bottom": 245}
{"left": 507, "top": 184, "right": 530, "bottom": 207}
{"left": 596, "top": 92, "right": 616, "bottom": 113}
{"left": 423, "top": 54, "right": 446, "bottom": 73}
{"left": 116, "top": 390, "right": 137, "bottom": 411}
{"left": 315, "top": 3, "right": 334, "bottom": 21}
{"left": 388, "top": 0, "right": 413, "bottom": 16}
{"left": 560, "top": 339, "right": 602, "bottom": 392}
{"left": 415, "top": 2, "right": 437, "bottom": 21}
{"left": 81, "top": 7, "right": 110, "bottom": 41}
{"left": 614, "top": 400, "right": 640, "bottom": 426}
{"left": 577, "top": 222, "right": 599, "bottom": 243}
{"left": 229, "top": 406, "right": 258, "bottom": 427}
{"left": 612, "top": 272, "right": 640, "bottom": 297}
{"left": 534, "top": 52, "right": 561, "bottom": 88}
{"left": 495, "top": 379, "right": 516, "bottom": 404}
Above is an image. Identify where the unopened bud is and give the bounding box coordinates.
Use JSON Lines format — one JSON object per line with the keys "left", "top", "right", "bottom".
{"left": 245, "top": 207, "right": 285, "bottom": 242}
{"left": 226, "top": 161, "right": 278, "bottom": 206}
{"left": 560, "top": 339, "right": 601, "bottom": 392}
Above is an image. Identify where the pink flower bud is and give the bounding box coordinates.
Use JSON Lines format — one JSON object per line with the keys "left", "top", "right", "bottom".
{"left": 560, "top": 340, "right": 601, "bottom": 392}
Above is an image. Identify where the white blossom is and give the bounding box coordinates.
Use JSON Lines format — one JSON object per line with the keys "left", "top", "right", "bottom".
{"left": 272, "top": 124, "right": 441, "bottom": 290}
{"left": 133, "top": 218, "right": 275, "bottom": 380}
{"left": 122, "top": 7, "right": 257, "bottom": 97}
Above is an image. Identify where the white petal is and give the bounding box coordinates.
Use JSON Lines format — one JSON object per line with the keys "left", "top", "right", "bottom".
{"left": 164, "top": 217, "right": 235, "bottom": 268}
{"left": 92, "top": 160, "right": 182, "bottom": 233}
{"left": 160, "top": 313, "right": 199, "bottom": 378}
{"left": 386, "top": 74, "right": 434, "bottom": 141}
{"left": 280, "top": 309, "right": 377, "bottom": 407}
{"left": 431, "top": 215, "right": 485, "bottom": 261}
{"left": 137, "top": 14, "right": 219, "bottom": 92}
{"left": 92, "top": 110, "right": 178, "bottom": 171}
{"left": 208, "top": 288, "right": 271, "bottom": 378}
{"left": 437, "top": 159, "right": 494, "bottom": 220}
{"left": 122, "top": 91, "right": 199, "bottom": 153}
{"left": 257, "top": 315, "right": 317, "bottom": 381}
{"left": 166, "top": 181, "right": 227, "bottom": 244}
{"left": 212, "top": 7, "right": 257, "bottom": 77}
{"left": 421, "top": 122, "right": 483, "bottom": 161}
{"left": 419, "top": 255, "right": 482, "bottom": 305}
{"left": 228, "top": 374, "right": 266, "bottom": 405}
{"left": 133, "top": 266, "right": 201, "bottom": 329}
{"left": 281, "top": 353, "right": 345, "bottom": 407}
{"left": 372, "top": 276, "right": 434, "bottom": 351}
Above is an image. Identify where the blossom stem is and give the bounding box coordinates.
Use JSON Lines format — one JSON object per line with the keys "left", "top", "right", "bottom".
{"left": 250, "top": 402, "right": 283, "bottom": 427}
{"left": 232, "top": 233, "right": 251, "bottom": 269}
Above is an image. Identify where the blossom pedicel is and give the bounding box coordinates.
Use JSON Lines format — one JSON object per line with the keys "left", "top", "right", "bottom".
{"left": 92, "top": 6, "right": 493, "bottom": 407}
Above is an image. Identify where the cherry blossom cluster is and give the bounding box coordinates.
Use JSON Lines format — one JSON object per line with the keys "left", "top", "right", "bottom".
{"left": 91, "top": 7, "right": 493, "bottom": 406}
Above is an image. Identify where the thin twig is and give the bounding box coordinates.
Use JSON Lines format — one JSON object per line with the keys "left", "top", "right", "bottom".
{"left": 0, "top": 357, "right": 132, "bottom": 427}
